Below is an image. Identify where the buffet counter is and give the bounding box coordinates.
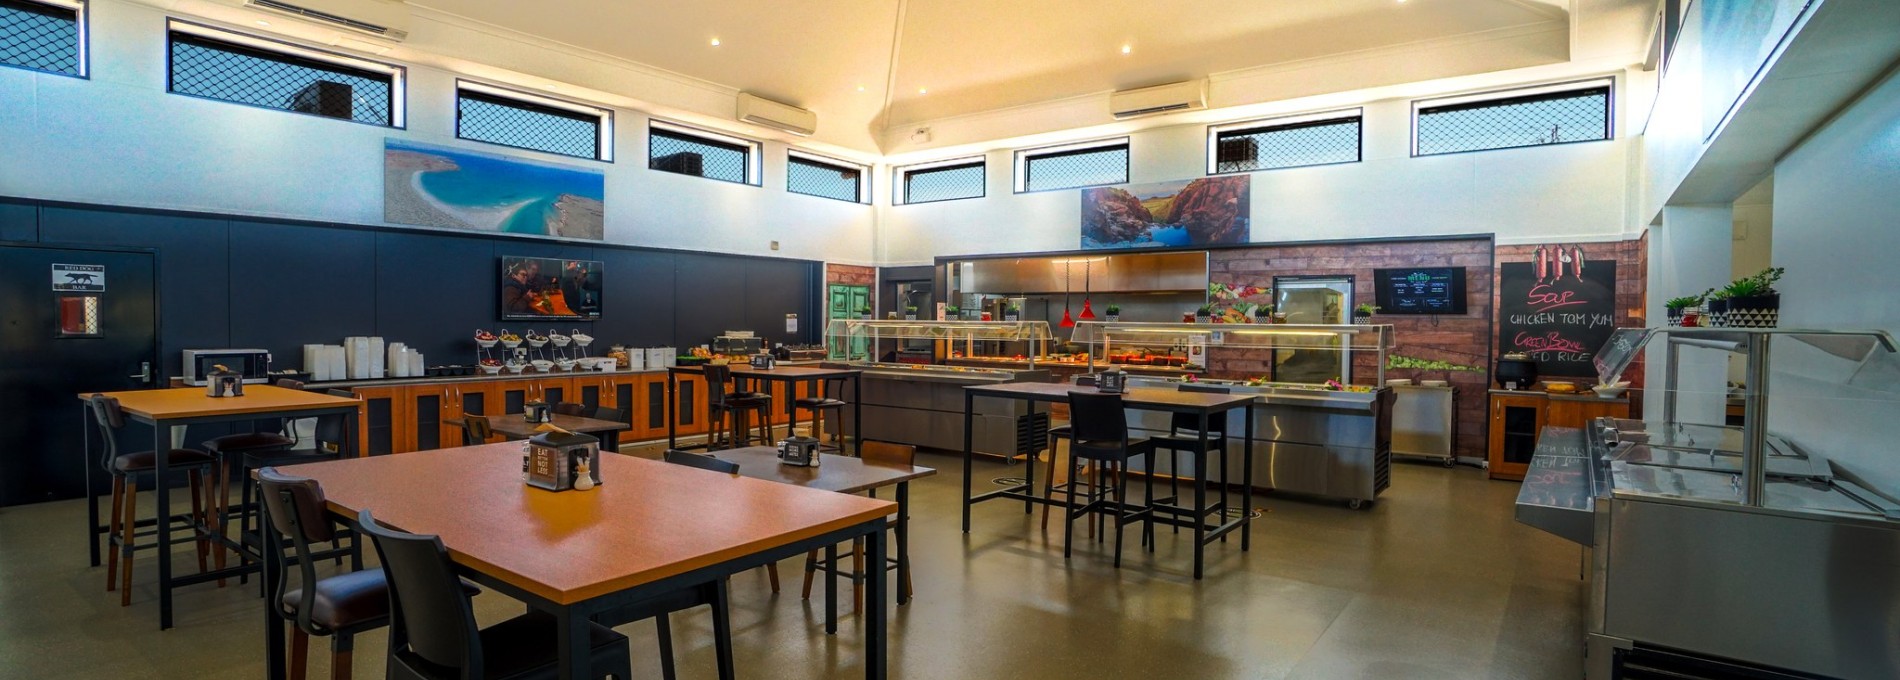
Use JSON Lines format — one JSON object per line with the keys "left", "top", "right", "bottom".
{"left": 837, "top": 361, "right": 1052, "bottom": 458}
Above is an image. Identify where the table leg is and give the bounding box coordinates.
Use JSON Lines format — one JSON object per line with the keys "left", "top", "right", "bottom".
{"left": 824, "top": 543, "right": 839, "bottom": 635}
{"left": 154, "top": 421, "right": 174, "bottom": 630}
{"left": 864, "top": 526, "right": 889, "bottom": 680}
{"left": 264, "top": 521, "right": 286, "bottom": 680}
{"left": 711, "top": 580, "right": 736, "bottom": 680}
{"left": 853, "top": 375, "right": 863, "bottom": 457}
{"left": 557, "top": 605, "right": 591, "bottom": 680}
{"left": 1193, "top": 411, "right": 1208, "bottom": 581}
{"left": 667, "top": 371, "right": 679, "bottom": 451}
{"left": 1242, "top": 402, "right": 1255, "bottom": 552}
{"left": 84, "top": 407, "right": 100, "bottom": 568}
{"left": 896, "top": 482, "right": 911, "bottom": 606}
{"left": 346, "top": 408, "right": 360, "bottom": 458}
{"left": 1023, "top": 403, "right": 1036, "bottom": 514}
{"left": 961, "top": 390, "right": 974, "bottom": 533}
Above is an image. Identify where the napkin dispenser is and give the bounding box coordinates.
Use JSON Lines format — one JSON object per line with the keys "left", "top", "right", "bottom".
{"left": 1096, "top": 369, "right": 1128, "bottom": 394}
{"left": 525, "top": 431, "right": 600, "bottom": 491}
{"left": 524, "top": 401, "right": 551, "bottom": 423}
{"left": 749, "top": 353, "right": 776, "bottom": 370}
{"left": 206, "top": 365, "right": 245, "bottom": 398}
{"left": 777, "top": 436, "right": 820, "bottom": 467}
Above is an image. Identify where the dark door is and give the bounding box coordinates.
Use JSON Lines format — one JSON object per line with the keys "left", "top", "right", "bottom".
{"left": 0, "top": 245, "right": 159, "bottom": 506}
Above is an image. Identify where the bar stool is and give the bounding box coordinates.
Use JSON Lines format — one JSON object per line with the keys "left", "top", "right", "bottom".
{"left": 1148, "top": 384, "right": 1231, "bottom": 536}
{"left": 88, "top": 394, "right": 226, "bottom": 606}
{"left": 1060, "top": 392, "right": 1156, "bottom": 568}
{"left": 231, "top": 383, "right": 357, "bottom": 579}
{"left": 800, "top": 441, "right": 915, "bottom": 612}
{"left": 553, "top": 402, "right": 589, "bottom": 417}
{"left": 703, "top": 364, "right": 771, "bottom": 450}
{"left": 460, "top": 415, "right": 494, "bottom": 446}
{"left": 791, "top": 376, "right": 849, "bottom": 453}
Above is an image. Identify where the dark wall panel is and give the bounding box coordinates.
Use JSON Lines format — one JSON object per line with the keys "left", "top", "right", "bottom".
{"left": 595, "top": 249, "right": 675, "bottom": 348}
{"left": 746, "top": 258, "right": 815, "bottom": 346}
{"left": 228, "top": 219, "right": 378, "bottom": 368}
{"left": 375, "top": 231, "right": 496, "bottom": 364}
{"left": 0, "top": 201, "right": 36, "bottom": 243}
{"left": 674, "top": 252, "right": 749, "bottom": 350}
{"left": 38, "top": 208, "right": 231, "bottom": 378}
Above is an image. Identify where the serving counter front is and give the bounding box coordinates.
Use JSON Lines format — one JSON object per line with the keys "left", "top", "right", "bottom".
{"left": 837, "top": 362, "right": 1052, "bottom": 458}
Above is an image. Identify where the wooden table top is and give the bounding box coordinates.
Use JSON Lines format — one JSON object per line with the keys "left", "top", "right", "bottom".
{"left": 285, "top": 443, "right": 896, "bottom": 605}
{"left": 964, "top": 382, "right": 1256, "bottom": 412}
{"left": 77, "top": 385, "right": 361, "bottom": 420}
{"left": 707, "top": 447, "right": 936, "bottom": 495}
{"left": 669, "top": 364, "right": 862, "bottom": 379}
{"left": 452, "top": 414, "right": 631, "bottom": 438}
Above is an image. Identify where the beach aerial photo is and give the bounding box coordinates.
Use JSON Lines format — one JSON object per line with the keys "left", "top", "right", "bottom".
{"left": 384, "top": 138, "right": 605, "bottom": 240}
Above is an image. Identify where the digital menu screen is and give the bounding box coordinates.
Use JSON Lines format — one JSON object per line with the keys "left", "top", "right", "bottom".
{"left": 1373, "top": 267, "right": 1467, "bottom": 315}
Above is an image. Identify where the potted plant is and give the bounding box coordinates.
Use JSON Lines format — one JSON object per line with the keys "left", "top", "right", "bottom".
{"left": 1705, "top": 289, "right": 1733, "bottom": 327}
{"left": 1664, "top": 293, "right": 1704, "bottom": 327}
{"left": 1253, "top": 305, "right": 1273, "bottom": 324}
{"left": 1104, "top": 304, "right": 1121, "bottom": 322}
{"left": 1195, "top": 304, "right": 1213, "bottom": 324}
{"left": 857, "top": 305, "right": 873, "bottom": 320}
{"left": 1721, "top": 267, "right": 1784, "bottom": 328}
{"left": 1004, "top": 303, "right": 1021, "bottom": 321}
{"left": 904, "top": 305, "right": 918, "bottom": 321}
{"left": 1353, "top": 303, "right": 1379, "bottom": 324}
{"left": 945, "top": 305, "right": 960, "bottom": 321}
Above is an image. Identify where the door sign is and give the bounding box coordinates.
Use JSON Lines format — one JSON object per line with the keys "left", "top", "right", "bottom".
{"left": 52, "top": 264, "right": 105, "bottom": 292}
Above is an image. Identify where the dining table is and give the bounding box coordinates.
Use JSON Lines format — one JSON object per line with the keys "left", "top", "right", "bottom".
{"left": 269, "top": 443, "right": 897, "bottom": 680}
{"left": 959, "top": 381, "right": 1257, "bottom": 579}
{"left": 77, "top": 385, "right": 362, "bottom": 630}
{"left": 667, "top": 364, "right": 864, "bottom": 455}
{"left": 448, "top": 412, "right": 631, "bottom": 452}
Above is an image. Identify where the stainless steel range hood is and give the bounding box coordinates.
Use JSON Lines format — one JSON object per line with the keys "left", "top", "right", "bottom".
{"left": 955, "top": 252, "right": 1207, "bottom": 294}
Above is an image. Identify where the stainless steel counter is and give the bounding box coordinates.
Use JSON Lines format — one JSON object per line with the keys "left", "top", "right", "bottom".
{"left": 838, "top": 362, "right": 1052, "bottom": 456}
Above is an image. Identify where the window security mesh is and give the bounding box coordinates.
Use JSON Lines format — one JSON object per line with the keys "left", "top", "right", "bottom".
{"left": 1022, "top": 143, "right": 1128, "bottom": 192}
{"left": 168, "top": 31, "right": 393, "bottom": 126}
{"left": 1214, "top": 116, "right": 1360, "bottom": 173}
{"left": 457, "top": 90, "right": 601, "bottom": 159}
{"left": 902, "top": 162, "right": 984, "bottom": 204}
{"left": 0, "top": 0, "right": 79, "bottom": 76}
{"left": 1416, "top": 86, "right": 1609, "bottom": 155}
{"left": 787, "top": 155, "right": 863, "bottom": 203}
{"left": 648, "top": 126, "right": 749, "bottom": 184}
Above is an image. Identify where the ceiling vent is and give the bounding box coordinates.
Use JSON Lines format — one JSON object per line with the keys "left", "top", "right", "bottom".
{"left": 243, "top": 0, "right": 410, "bottom": 41}
{"left": 1110, "top": 80, "right": 1207, "bottom": 120}
{"left": 736, "top": 93, "right": 817, "bottom": 136}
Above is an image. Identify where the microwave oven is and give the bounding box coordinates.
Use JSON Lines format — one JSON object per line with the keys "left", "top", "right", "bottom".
{"left": 182, "top": 349, "right": 272, "bottom": 386}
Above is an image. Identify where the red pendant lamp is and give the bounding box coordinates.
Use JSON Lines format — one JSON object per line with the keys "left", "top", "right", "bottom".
{"left": 1059, "top": 261, "right": 1076, "bottom": 328}
{"left": 1078, "top": 260, "right": 1098, "bottom": 320}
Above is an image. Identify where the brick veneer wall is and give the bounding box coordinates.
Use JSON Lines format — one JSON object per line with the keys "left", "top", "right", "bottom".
{"left": 826, "top": 263, "right": 875, "bottom": 287}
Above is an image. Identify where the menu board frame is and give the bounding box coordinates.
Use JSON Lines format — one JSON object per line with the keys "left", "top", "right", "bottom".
{"left": 1497, "top": 260, "right": 1618, "bottom": 377}
{"left": 1373, "top": 266, "right": 1468, "bottom": 315}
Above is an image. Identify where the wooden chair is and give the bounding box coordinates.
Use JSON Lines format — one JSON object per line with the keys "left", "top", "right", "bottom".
{"left": 88, "top": 394, "right": 225, "bottom": 606}
{"left": 791, "top": 376, "right": 850, "bottom": 452}
{"left": 553, "top": 402, "right": 589, "bottom": 417}
{"left": 800, "top": 440, "right": 915, "bottom": 613}
{"left": 460, "top": 415, "right": 494, "bottom": 447}
{"left": 702, "top": 364, "right": 771, "bottom": 450}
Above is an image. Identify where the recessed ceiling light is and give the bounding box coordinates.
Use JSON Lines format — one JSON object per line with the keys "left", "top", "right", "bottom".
{"left": 856, "top": 85, "right": 866, "bottom": 92}
{"left": 918, "top": 88, "right": 927, "bottom": 94}
{"left": 709, "top": 37, "right": 721, "bottom": 46}
{"left": 1121, "top": 44, "right": 1132, "bottom": 55}
{"left": 256, "top": 20, "right": 270, "bottom": 26}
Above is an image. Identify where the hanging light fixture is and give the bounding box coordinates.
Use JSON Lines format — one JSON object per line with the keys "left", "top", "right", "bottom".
{"left": 1059, "top": 261, "right": 1076, "bottom": 328}
{"left": 1078, "top": 259, "right": 1098, "bottom": 320}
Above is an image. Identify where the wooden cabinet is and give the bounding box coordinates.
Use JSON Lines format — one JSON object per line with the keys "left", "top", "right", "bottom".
{"left": 671, "top": 372, "right": 710, "bottom": 438}
{"left": 352, "top": 385, "right": 411, "bottom": 456}
{"left": 1487, "top": 391, "right": 1629, "bottom": 481}
{"left": 348, "top": 372, "right": 671, "bottom": 453}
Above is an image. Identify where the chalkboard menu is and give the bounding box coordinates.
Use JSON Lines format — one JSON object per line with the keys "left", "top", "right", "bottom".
{"left": 1498, "top": 260, "right": 1618, "bottom": 377}
{"left": 1374, "top": 267, "right": 1467, "bottom": 314}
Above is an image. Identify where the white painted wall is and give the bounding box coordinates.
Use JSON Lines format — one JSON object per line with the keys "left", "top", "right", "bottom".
{"left": 877, "top": 94, "right": 1638, "bottom": 264}
{"left": 1765, "top": 65, "right": 1900, "bottom": 493}
{"left": 1644, "top": 204, "right": 1733, "bottom": 424}
{"left": 0, "top": 1, "right": 876, "bottom": 264}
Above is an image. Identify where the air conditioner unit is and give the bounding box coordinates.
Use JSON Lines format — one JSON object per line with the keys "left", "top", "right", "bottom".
{"left": 242, "top": 0, "right": 410, "bottom": 41}
{"left": 1110, "top": 80, "right": 1206, "bottom": 120}
{"left": 736, "top": 93, "right": 816, "bottom": 136}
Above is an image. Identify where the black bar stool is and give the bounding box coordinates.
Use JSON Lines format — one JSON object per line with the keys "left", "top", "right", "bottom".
{"left": 703, "top": 364, "right": 771, "bottom": 450}
{"left": 1059, "top": 391, "right": 1156, "bottom": 568}
{"left": 231, "top": 383, "right": 359, "bottom": 583}
{"left": 1148, "top": 384, "right": 1231, "bottom": 535}
{"left": 88, "top": 394, "right": 226, "bottom": 606}
{"left": 792, "top": 376, "right": 849, "bottom": 453}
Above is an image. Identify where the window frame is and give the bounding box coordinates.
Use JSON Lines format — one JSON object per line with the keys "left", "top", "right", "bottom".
{"left": 1409, "top": 78, "right": 1614, "bottom": 158}
{"left": 894, "top": 156, "right": 987, "bottom": 206}
{"left": 1013, "top": 137, "right": 1130, "bottom": 194}
{"left": 454, "top": 79, "right": 613, "bottom": 162}
{"left": 786, "top": 149, "right": 870, "bottom": 204}
{"left": 164, "top": 19, "right": 406, "bottom": 129}
{"left": 1205, "top": 108, "right": 1363, "bottom": 176}
{"left": 646, "top": 118, "right": 762, "bottom": 187}
{"left": 0, "top": 0, "right": 88, "bottom": 79}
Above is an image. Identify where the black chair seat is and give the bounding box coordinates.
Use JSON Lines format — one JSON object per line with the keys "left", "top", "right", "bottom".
{"left": 794, "top": 397, "right": 846, "bottom": 409}
{"left": 1150, "top": 432, "right": 1226, "bottom": 450}
{"left": 282, "top": 572, "right": 479, "bottom": 632}
{"left": 1071, "top": 438, "right": 1150, "bottom": 461}
{"left": 112, "top": 448, "right": 216, "bottom": 473}
{"left": 723, "top": 394, "right": 771, "bottom": 407}
{"left": 470, "top": 610, "right": 628, "bottom": 680}
{"left": 205, "top": 432, "right": 295, "bottom": 453}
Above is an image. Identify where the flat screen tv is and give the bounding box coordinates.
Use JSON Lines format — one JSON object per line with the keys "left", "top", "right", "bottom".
{"left": 500, "top": 256, "right": 602, "bottom": 320}
{"left": 1373, "top": 267, "right": 1467, "bottom": 315}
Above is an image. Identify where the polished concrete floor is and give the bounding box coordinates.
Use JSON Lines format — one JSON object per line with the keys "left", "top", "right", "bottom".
{"left": 0, "top": 449, "right": 1586, "bottom": 679}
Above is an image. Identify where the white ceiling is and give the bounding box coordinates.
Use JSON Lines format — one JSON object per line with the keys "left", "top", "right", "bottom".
{"left": 405, "top": 0, "right": 1614, "bottom": 152}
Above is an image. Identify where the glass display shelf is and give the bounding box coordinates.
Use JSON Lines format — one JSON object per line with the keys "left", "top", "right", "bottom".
{"left": 1069, "top": 321, "right": 1394, "bottom": 384}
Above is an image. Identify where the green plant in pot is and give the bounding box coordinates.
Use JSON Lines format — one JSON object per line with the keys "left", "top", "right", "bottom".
{"left": 904, "top": 305, "right": 919, "bottom": 320}
{"left": 1253, "top": 304, "right": 1273, "bottom": 323}
{"left": 1664, "top": 293, "right": 1705, "bottom": 327}
{"left": 1004, "top": 303, "right": 1021, "bottom": 321}
{"left": 1353, "top": 303, "right": 1379, "bottom": 323}
{"left": 1196, "top": 304, "right": 1213, "bottom": 323}
{"left": 1104, "top": 304, "right": 1121, "bottom": 322}
{"left": 858, "top": 305, "right": 873, "bottom": 320}
{"left": 1720, "top": 267, "right": 1784, "bottom": 328}
{"left": 945, "top": 305, "right": 960, "bottom": 320}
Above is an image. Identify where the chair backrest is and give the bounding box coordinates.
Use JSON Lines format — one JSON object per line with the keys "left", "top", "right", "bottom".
{"left": 461, "top": 416, "right": 492, "bottom": 446}
{"left": 358, "top": 510, "right": 485, "bottom": 677}
{"left": 553, "top": 402, "right": 588, "bottom": 417}
{"left": 310, "top": 390, "right": 358, "bottom": 454}
{"left": 702, "top": 364, "right": 734, "bottom": 405}
{"left": 1172, "top": 384, "right": 1231, "bottom": 434}
{"left": 1066, "top": 391, "right": 1129, "bottom": 443}
{"left": 593, "top": 406, "right": 629, "bottom": 424}
{"left": 861, "top": 441, "right": 915, "bottom": 467}
{"left": 663, "top": 449, "right": 739, "bottom": 474}
{"left": 257, "top": 467, "right": 336, "bottom": 632}
{"left": 276, "top": 378, "right": 307, "bottom": 390}
{"left": 85, "top": 394, "right": 125, "bottom": 471}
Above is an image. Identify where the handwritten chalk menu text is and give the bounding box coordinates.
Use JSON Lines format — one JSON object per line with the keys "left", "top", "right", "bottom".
{"left": 1498, "top": 259, "right": 1617, "bottom": 377}
{"left": 1374, "top": 267, "right": 1467, "bottom": 314}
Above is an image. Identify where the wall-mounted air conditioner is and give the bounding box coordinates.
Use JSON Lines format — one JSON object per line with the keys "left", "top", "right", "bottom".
{"left": 1109, "top": 80, "right": 1207, "bottom": 120}
{"left": 238, "top": 0, "right": 410, "bottom": 41}
{"left": 737, "top": 93, "right": 817, "bottom": 136}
